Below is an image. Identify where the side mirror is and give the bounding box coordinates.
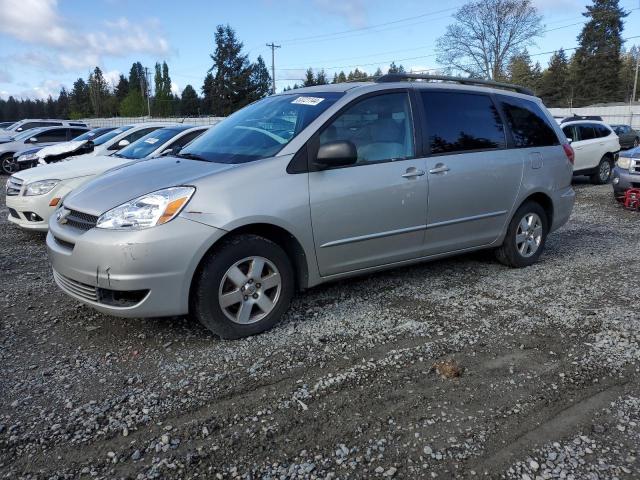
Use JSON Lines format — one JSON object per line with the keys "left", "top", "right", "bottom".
{"left": 566, "top": 138, "right": 573, "bottom": 143}
{"left": 314, "top": 140, "right": 358, "bottom": 169}
{"left": 117, "top": 139, "right": 130, "bottom": 148}
{"left": 16, "top": 127, "right": 23, "bottom": 132}
{"left": 28, "top": 137, "right": 38, "bottom": 143}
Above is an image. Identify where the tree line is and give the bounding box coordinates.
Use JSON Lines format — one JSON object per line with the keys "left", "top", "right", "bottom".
{"left": 0, "top": 0, "right": 637, "bottom": 122}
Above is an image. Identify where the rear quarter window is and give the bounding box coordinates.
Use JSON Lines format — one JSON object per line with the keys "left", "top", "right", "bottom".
{"left": 498, "top": 97, "right": 559, "bottom": 148}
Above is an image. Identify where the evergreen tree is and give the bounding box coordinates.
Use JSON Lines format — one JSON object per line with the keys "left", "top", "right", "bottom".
{"left": 56, "top": 88, "right": 70, "bottom": 118}
{"left": 69, "top": 78, "right": 91, "bottom": 118}
{"left": 507, "top": 50, "right": 541, "bottom": 90}
{"left": 201, "top": 72, "right": 215, "bottom": 114}
{"left": 315, "top": 69, "right": 328, "bottom": 85}
{"left": 121, "top": 62, "right": 148, "bottom": 116}
{"left": 181, "top": 85, "right": 200, "bottom": 116}
{"left": 114, "top": 74, "right": 129, "bottom": 103}
{"left": 619, "top": 46, "right": 639, "bottom": 102}
{"left": 5, "top": 96, "right": 19, "bottom": 120}
{"left": 45, "top": 95, "right": 56, "bottom": 118}
{"left": 572, "top": 0, "right": 628, "bottom": 105}
{"left": 207, "top": 24, "right": 254, "bottom": 115}
{"left": 538, "top": 49, "right": 570, "bottom": 107}
{"left": 332, "top": 73, "right": 338, "bottom": 84}
{"left": 388, "top": 62, "right": 405, "bottom": 74}
{"left": 153, "top": 62, "right": 172, "bottom": 116}
{"left": 336, "top": 71, "right": 347, "bottom": 83}
{"left": 347, "top": 68, "right": 368, "bottom": 80}
{"left": 303, "top": 68, "right": 316, "bottom": 87}
{"left": 373, "top": 67, "right": 383, "bottom": 77}
{"left": 249, "top": 55, "right": 271, "bottom": 100}
{"left": 88, "top": 67, "right": 110, "bottom": 117}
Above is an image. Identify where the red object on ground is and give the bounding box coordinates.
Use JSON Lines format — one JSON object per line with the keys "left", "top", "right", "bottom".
{"left": 623, "top": 188, "right": 640, "bottom": 210}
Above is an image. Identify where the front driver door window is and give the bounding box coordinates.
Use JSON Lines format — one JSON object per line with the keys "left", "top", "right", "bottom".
{"left": 308, "top": 91, "right": 429, "bottom": 276}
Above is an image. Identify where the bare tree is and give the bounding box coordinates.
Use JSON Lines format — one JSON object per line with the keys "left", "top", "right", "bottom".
{"left": 436, "top": 0, "right": 543, "bottom": 80}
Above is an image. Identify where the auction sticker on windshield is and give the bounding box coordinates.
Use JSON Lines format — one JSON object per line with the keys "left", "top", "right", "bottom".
{"left": 292, "top": 96, "right": 324, "bottom": 106}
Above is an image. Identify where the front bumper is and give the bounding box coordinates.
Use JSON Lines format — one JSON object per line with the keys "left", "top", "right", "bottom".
{"left": 6, "top": 192, "right": 56, "bottom": 232}
{"left": 612, "top": 166, "right": 640, "bottom": 198}
{"left": 47, "top": 215, "right": 226, "bottom": 318}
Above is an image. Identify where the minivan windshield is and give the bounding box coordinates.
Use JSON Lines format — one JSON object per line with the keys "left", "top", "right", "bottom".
{"left": 92, "top": 125, "right": 134, "bottom": 146}
{"left": 179, "top": 92, "right": 344, "bottom": 163}
{"left": 115, "top": 127, "right": 186, "bottom": 159}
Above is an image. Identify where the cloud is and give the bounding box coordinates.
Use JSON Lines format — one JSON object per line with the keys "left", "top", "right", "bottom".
{"left": 313, "top": 0, "right": 368, "bottom": 28}
{"left": 0, "top": 0, "right": 170, "bottom": 72}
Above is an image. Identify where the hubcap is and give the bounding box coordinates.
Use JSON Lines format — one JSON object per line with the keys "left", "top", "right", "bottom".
{"left": 599, "top": 161, "right": 611, "bottom": 182}
{"left": 515, "top": 213, "right": 543, "bottom": 258}
{"left": 218, "top": 256, "right": 281, "bottom": 325}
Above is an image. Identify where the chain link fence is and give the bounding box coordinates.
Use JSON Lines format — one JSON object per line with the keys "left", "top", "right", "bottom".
{"left": 79, "top": 116, "right": 225, "bottom": 128}
{"left": 549, "top": 105, "right": 640, "bottom": 128}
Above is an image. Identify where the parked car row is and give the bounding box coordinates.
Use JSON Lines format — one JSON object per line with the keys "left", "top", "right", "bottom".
{"left": 6, "top": 123, "right": 208, "bottom": 231}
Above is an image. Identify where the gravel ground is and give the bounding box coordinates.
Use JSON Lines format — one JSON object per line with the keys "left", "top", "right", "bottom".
{"left": 1, "top": 177, "right": 639, "bottom": 479}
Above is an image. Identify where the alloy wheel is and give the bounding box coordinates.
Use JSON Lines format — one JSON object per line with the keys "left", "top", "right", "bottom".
{"left": 599, "top": 160, "right": 611, "bottom": 183}
{"left": 1, "top": 156, "right": 17, "bottom": 175}
{"left": 515, "top": 213, "right": 543, "bottom": 258}
{"left": 218, "top": 256, "right": 282, "bottom": 325}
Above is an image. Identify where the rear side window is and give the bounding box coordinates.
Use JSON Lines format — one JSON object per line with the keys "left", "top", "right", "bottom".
{"left": 499, "top": 97, "right": 559, "bottom": 148}
{"left": 69, "top": 128, "right": 89, "bottom": 139}
{"left": 578, "top": 125, "right": 596, "bottom": 141}
{"left": 594, "top": 124, "right": 611, "bottom": 138}
{"left": 125, "top": 127, "right": 161, "bottom": 144}
{"left": 420, "top": 91, "right": 505, "bottom": 155}
{"left": 167, "top": 129, "right": 206, "bottom": 150}
{"left": 561, "top": 125, "right": 576, "bottom": 141}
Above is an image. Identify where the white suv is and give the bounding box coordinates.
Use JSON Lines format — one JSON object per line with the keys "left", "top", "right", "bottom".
{"left": 560, "top": 120, "right": 620, "bottom": 184}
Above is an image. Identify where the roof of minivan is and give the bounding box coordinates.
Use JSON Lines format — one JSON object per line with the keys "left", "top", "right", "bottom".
{"left": 279, "top": 80, "right": 540, "bottom": 101}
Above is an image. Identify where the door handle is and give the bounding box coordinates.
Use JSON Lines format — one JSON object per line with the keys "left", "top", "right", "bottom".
{"left": 429, "top": 164, "right": 450, "bottom": 174}
{"left": 401, "top": 168, "right": 425, "bottom": 178}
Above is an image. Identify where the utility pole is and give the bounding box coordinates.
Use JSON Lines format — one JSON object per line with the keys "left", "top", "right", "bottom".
{"left": 632, "top": 50, "right": 639, "bottom": 104}
{"left": 266, "top": 42, "right": 281, "bottom": 95}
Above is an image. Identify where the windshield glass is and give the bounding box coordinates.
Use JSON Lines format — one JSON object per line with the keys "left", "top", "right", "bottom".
{"left": 73, "top": 128, "right": 113, "bottom": 141}
{"left": 116, "top": 128, "right": 185, "bottom": 159}
{"left": 93, "top": 125, "right": 133, "bottom": 146}
{"left": 180, "top": 92, "right": 344, "bottom": 163}
{"left": 13, "top": 128, "right": 46, "bottom": 141}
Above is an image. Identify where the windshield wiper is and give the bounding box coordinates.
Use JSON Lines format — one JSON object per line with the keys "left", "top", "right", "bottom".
{"left": 176, "top": 152, "right": 209, "bottom": 162}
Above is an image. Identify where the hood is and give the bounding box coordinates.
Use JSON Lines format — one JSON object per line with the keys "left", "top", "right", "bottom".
{"left": 620, "top": 146, "right": 640, "bottom": 158}
{"left": 63, "top": 156, "right": 237, "bottom": 216}
{"left": 0, "top": 139, "right": 25, "bottom": 153}
{"left": 14, "top": 154, "right": 130, "bottom": 183}
{"left": 38, "top": 140, "right": 88, "bottom": 159}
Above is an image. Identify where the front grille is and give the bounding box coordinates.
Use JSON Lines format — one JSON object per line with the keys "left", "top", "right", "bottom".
{"left": 53, "top": 270, "right": 98, "bottom": 302}
{"left": 65, "top": 209, "right": 98, "bottom": 231}
{"left": 631, "top": 159, "right": 640, "bottom": 174}
{"left": 8, "top": 208, "right": 19, "bottom": 219}
{"left": 53, "top": 235, "right": 75, "bottom": 250}
{"left": 6, "top": 176, "right": 23, "bottom": 196}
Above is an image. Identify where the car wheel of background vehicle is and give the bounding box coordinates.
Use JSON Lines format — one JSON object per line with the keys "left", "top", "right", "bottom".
{"left": 634, "top": 137, "right": 639, "bottom": 148}
{"left": 590, "top": 156, "right": 612, "bottom": 185}
{"left": 495, "top": 201, "right": 548, "bottom": 268}
{"left": 1, "top": 154, "right": 17, "bottom": 175}
{"left": 192, "top": 234, "right": 294, "bottom": 339}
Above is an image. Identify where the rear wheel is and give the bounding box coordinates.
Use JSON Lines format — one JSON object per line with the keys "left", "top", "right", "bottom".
{"left": 590, "top": 156, "right": 612, "bottom": 185}
{"left": 495, "top": 201, "right": 548, "bottom": 268}
{"left": 192, "top": 234, "right": 294, "bottom": 339}
{"left": 1, "top": 154, "right": 17, "bottom": 175}
{"left": 634, "top": 137, "right": 639, "bottom": 148}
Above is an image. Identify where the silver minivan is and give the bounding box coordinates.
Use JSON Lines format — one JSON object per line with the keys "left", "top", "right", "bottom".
{"left": 47, "top": 74, "right": 575, "bottom": 339}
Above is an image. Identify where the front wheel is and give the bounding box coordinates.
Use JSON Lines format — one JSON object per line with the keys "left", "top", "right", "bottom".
{"left": 590, "top": 157, "right": 612, "bottom": 185}
{"left": 192, "top": 234, "right": 294, "bottom": 339}
{"left": 1, "top": 154, "right": 17, "bottom": 175}
{"left": 495, "top": 202, "right": 548, "bottom": 268}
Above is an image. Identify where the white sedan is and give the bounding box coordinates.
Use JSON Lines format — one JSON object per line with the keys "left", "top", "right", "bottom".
{"left": 5, "top": 125, "right": 208, "bottom": 231}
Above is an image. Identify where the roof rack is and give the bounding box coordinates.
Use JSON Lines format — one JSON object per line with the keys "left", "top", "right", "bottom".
{"left": 375, "top": 73, "right": 535, "bottom": 96}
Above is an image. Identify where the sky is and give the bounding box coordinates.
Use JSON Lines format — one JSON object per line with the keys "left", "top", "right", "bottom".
{"left": 0, "top": 0, "right": 639, "bottom": 100}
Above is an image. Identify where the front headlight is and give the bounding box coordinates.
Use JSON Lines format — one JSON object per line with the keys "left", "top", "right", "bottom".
{"left": 617, "top": 157, "right": 632, "bottom": 170}
{"left": 25, "top": 179, "right": 59, "bottom": 196}
{"left": 96, "top": 186, "right": 195, "bottom": 230}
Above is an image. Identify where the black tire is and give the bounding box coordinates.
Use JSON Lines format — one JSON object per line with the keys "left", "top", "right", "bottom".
{"left": 192, "top": 234, "right": 294, "bottom": 339}
{"left": 634, "top": 137, "right": 639, "bottom": 148}
{"left": 1, "top": 153, "right": 17, "bottom": 175}
{"left": 590, "top": 156, "right": 612, "bottom": 185}
{"left": 495, "top": 201, "right": 548, "bottom": 268}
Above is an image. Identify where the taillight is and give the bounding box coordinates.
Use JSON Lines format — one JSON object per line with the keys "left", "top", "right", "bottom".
{"left": 562, "top": 143, "right": 575, "bottom": 165}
